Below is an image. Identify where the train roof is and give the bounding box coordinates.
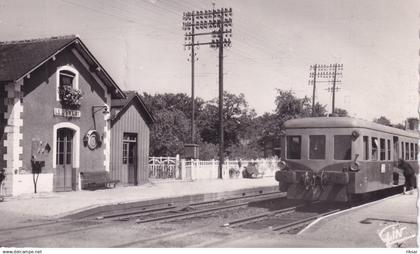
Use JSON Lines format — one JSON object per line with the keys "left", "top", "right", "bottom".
{"left": 283, "top": 117, "right": 419, "bottom": 139}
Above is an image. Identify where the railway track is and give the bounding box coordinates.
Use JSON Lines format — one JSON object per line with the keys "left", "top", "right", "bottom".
{"left": 1, "top": 188, "right": 403, "bottom": 247}
{"left": 95, "top": 191, "right": 286, "bottom": 222}
{"left": 0, "top": 191, "right": 286, "bottom": 247}
{"left": 222, "top": 201, "right": 353, "bottom": 234}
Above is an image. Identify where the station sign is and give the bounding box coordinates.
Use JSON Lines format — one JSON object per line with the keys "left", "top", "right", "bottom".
{"left": 53, "top": 108, "right": 81, "bottom": 118}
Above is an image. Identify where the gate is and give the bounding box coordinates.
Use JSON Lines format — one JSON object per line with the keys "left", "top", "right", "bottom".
{"left": 148, "top": 156, "right": 179, "bottom": 179}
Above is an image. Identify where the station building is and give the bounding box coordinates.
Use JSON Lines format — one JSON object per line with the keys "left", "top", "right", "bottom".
{"left": 0, "top": 35, "right": 153, "bottom": 196}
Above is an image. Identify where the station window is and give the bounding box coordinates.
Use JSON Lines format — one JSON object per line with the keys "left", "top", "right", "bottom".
{"left": 387, "top": 139, "right": 391, "bottom": 161}
{"left": 56, "top": 66, "right": 79, "bottom": 101}
{"left": 405, "top": 142, "right": 410, "bottom": 160}
{"left": 122, "top": 142, "right": 128, "bottom": 164}
{"left": 371, "top": 137, "right": 379, "bottom": 161}
{"left": 363, "top": 136, "right": 369, "bottom": 160}
{"left": 309, "top": 135, "right": 326, "bottom": 160}
{"left": 410, "top": 143, "right": 414, "bottom": 160}
{"left": 334, "top": 135, "right": 352, "bottom": 160}
{"left": 415, "top": 144, "right": 418, "bottom": 160}
{"left": 287, "top": 136, "right": 301, "bottom": 160}
{"left": 59, "top": 70, "right": 75, "bottom": 89}
{"left": 380, "top": 138, "right": 386, "bottom": 161}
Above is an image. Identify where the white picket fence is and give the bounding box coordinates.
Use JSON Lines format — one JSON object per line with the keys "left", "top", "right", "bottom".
{"left": 148, "top": 156, "right": 280, "bottom": 181}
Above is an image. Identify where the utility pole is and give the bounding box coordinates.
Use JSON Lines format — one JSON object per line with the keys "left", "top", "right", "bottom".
{"left": 217, "top": 8, "right": 225, "bottom": 179}
{"left": 331, "top": 64, "right": 337, "bottom": 114}
{"left": 190, "top": 14, "right": 196, "bottom": 144}
{"left": 326, "top": 63, "right": 343, "bottom": 115}
{"left": 183, "top": 7, "right": 232, "bottom": 179}
{"left": 309, "top": 64, "right": 317, "bottom": 117}
{"left": 308, "top": 63, "right": 343, "bottom": 116}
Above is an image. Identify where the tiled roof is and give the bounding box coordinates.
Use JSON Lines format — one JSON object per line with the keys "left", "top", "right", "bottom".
{"left": 111, "top": 91, "right": 154, "bottom": 124}
{"left": 111, "top": 90, "right": 138, "bottom": 107}
{"left": 0, "top": 35, "right": 77, "bottom": 81}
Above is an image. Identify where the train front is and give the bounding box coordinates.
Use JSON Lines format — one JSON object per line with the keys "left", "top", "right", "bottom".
{"left": 274, "top": 118, "right": 360, "bottom": 202}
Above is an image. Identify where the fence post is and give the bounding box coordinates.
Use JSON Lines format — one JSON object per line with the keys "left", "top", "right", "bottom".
{"left": 225, "top": 160, "right": 230, "bottom": 180}
{"left": 193, "top": 159, "right": 197, "bottom": 180}
{"left": 180, "top": 159, "right": 186, "bottom": 180}
{"left": 175, "top": 154, "right": 180, "bottom": 179}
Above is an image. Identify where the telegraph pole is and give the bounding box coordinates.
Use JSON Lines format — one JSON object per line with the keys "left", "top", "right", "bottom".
{"left": 190, "top": 14, "right": 196, "bottom": 144}
{"left": 326, "top": 63, "right": 343, "bottom": 115}
{"left": 217, "top": 8, "right": 225, "bottom": 179}
{"left": 331, "top": 64, "right": 337, "bottom": 114}
{"left": 308, "top": 63, "right": 343, "bottom": 116}
{"left": 309, "top": 64, "right": 317, "bottom": 117}
{"left": 183, "top": 7, "right": 233, "bottom": 178}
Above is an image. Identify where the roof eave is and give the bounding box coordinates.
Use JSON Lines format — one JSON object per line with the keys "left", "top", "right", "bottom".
{"left": 15, "top": 38, "right": 77, "bottom": 82}
{"left": 74, "top": 39, "right": 126, "bottom": 99}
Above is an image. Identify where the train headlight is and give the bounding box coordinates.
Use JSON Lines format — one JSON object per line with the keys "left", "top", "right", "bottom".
{"left": 278, "top": 161, "right": 287, "bottom": 170}
{"left": 349, "top": 162, "right": 360, "bottom": 172}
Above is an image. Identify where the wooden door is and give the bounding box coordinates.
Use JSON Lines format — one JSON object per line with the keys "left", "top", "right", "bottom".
{"left": 123, "top": 133, "right": 138, "bottom": 185}
{"left": 55, "top": 128, "right": 74, "bottom": 192}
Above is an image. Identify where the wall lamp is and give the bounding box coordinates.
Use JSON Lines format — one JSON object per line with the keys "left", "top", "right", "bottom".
{"left": 91, "top": 105, "right": 110, "bottom": 130}
{"left": 92, "top": 105, "right": 109, "bottom": 115}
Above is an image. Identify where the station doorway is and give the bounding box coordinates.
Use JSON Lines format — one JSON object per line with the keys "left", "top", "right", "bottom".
{"left": 123, "top": 133, "right": 138, "bottom": 185}
{"left": 55, "top": 128, "right": 75, "bottom": 191}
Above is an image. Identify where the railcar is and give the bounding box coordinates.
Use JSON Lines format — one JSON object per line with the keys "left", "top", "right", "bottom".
{"left": 275, "top": 117, "right": 419, "bottom": 202}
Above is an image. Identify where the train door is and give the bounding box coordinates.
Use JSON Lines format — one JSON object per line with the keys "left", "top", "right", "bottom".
{"left": 392, "top": 136, "right": 402, "bottom": 185}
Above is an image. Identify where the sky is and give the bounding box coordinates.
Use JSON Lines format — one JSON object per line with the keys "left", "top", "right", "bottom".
{"left": 0, "top": 0, "right": 418, "bottom": 124}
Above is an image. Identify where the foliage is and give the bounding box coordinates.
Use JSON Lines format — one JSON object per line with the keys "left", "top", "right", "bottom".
{"left": 148, "top": 108, "right": 189, "bottom": 156}
{"left": 58, "top": 86, "right": 82, "bottom": 109}
{"left": 198, "top": 142, "right": 219, "bottom": 160}
{"left": 333, "top": 108, "right": 349, "bottom": 117}
{"left": 197, "top": 92, "right": 256, "bottom": 151}
{"left": 141, "top": 89, "right": 351, "bottom": 159}
{"left": 274, "top": 89, "right": 327, "bottom": 122}
{"left": 374, "top": 116, "right": 392, "bottom": 126}
{"left": 393, "top": 123, "right": 406, "bottom": 130}
{"left": 225, "top": 143, "right": 263, "bottom": 160}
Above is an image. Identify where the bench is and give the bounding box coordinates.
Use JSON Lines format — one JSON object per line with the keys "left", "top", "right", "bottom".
{"left": 80, "top": 171, "right": 119, "bottom": 190}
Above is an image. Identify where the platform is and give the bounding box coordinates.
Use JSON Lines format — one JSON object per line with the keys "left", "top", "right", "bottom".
{"left": 211, "top": 191, "right": 419, "bottom": 248}
{"left": 0, "top": 178, "right": 277, "bottom": 228}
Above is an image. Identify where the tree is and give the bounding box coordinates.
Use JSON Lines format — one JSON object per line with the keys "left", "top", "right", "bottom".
{"left": 374, "top": 116, "right": 392, "bottom": 126}
{"left": 334, "top": 108, "right": 349, "bottom": 117}
{"left": 393, "top": 123, "right": 406, "bottom": 130}
{"left": 149, "top": 108, "right": 190, "bottom": 156}
{"left": 197, "top": 92, "right": 256, "bottom": 151}
{"left": 141, "top": 93, "right": 200, "bottom": 156}
{"left": 274, "top": 89, "right": 327, "bottom": 122}
{"left": 198, "top": 142, "right": 219, "bottom": 160}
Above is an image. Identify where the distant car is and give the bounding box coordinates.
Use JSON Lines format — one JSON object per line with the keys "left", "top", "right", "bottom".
{"left": 242, "top": 162, "right": 263, "bottom": 179}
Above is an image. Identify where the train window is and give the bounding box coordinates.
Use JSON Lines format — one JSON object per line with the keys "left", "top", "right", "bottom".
{"left": 410, "top": 143, "right": 414, "bottom": 160}
{"left": 415, "top": 144, "right": 418, "bottom": 160}
{"left": 371, "top": 137, "right": 379, "bottom": 161}
{"left": 334, "top": 135, "right": 352, "bottom": 160}
{"left": 401, "top": 142, "right": 405, "bottom": 159}
{"left": 309, "top": 135, "right": 326, "bottom": 160}
{"left": 380, "top": 139, "right": 386, "bottom": 161}
{"left": 287, "top": 136, "right": 301, "bottom": 160}
{"left": 405, "top": 142, "right": 409, "bottom": 160}
{"left": 387, "top": 139, "right": 391, "bottom": 161}
{"left": 363, "top": 136, "right": 369, "bottom": 160}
